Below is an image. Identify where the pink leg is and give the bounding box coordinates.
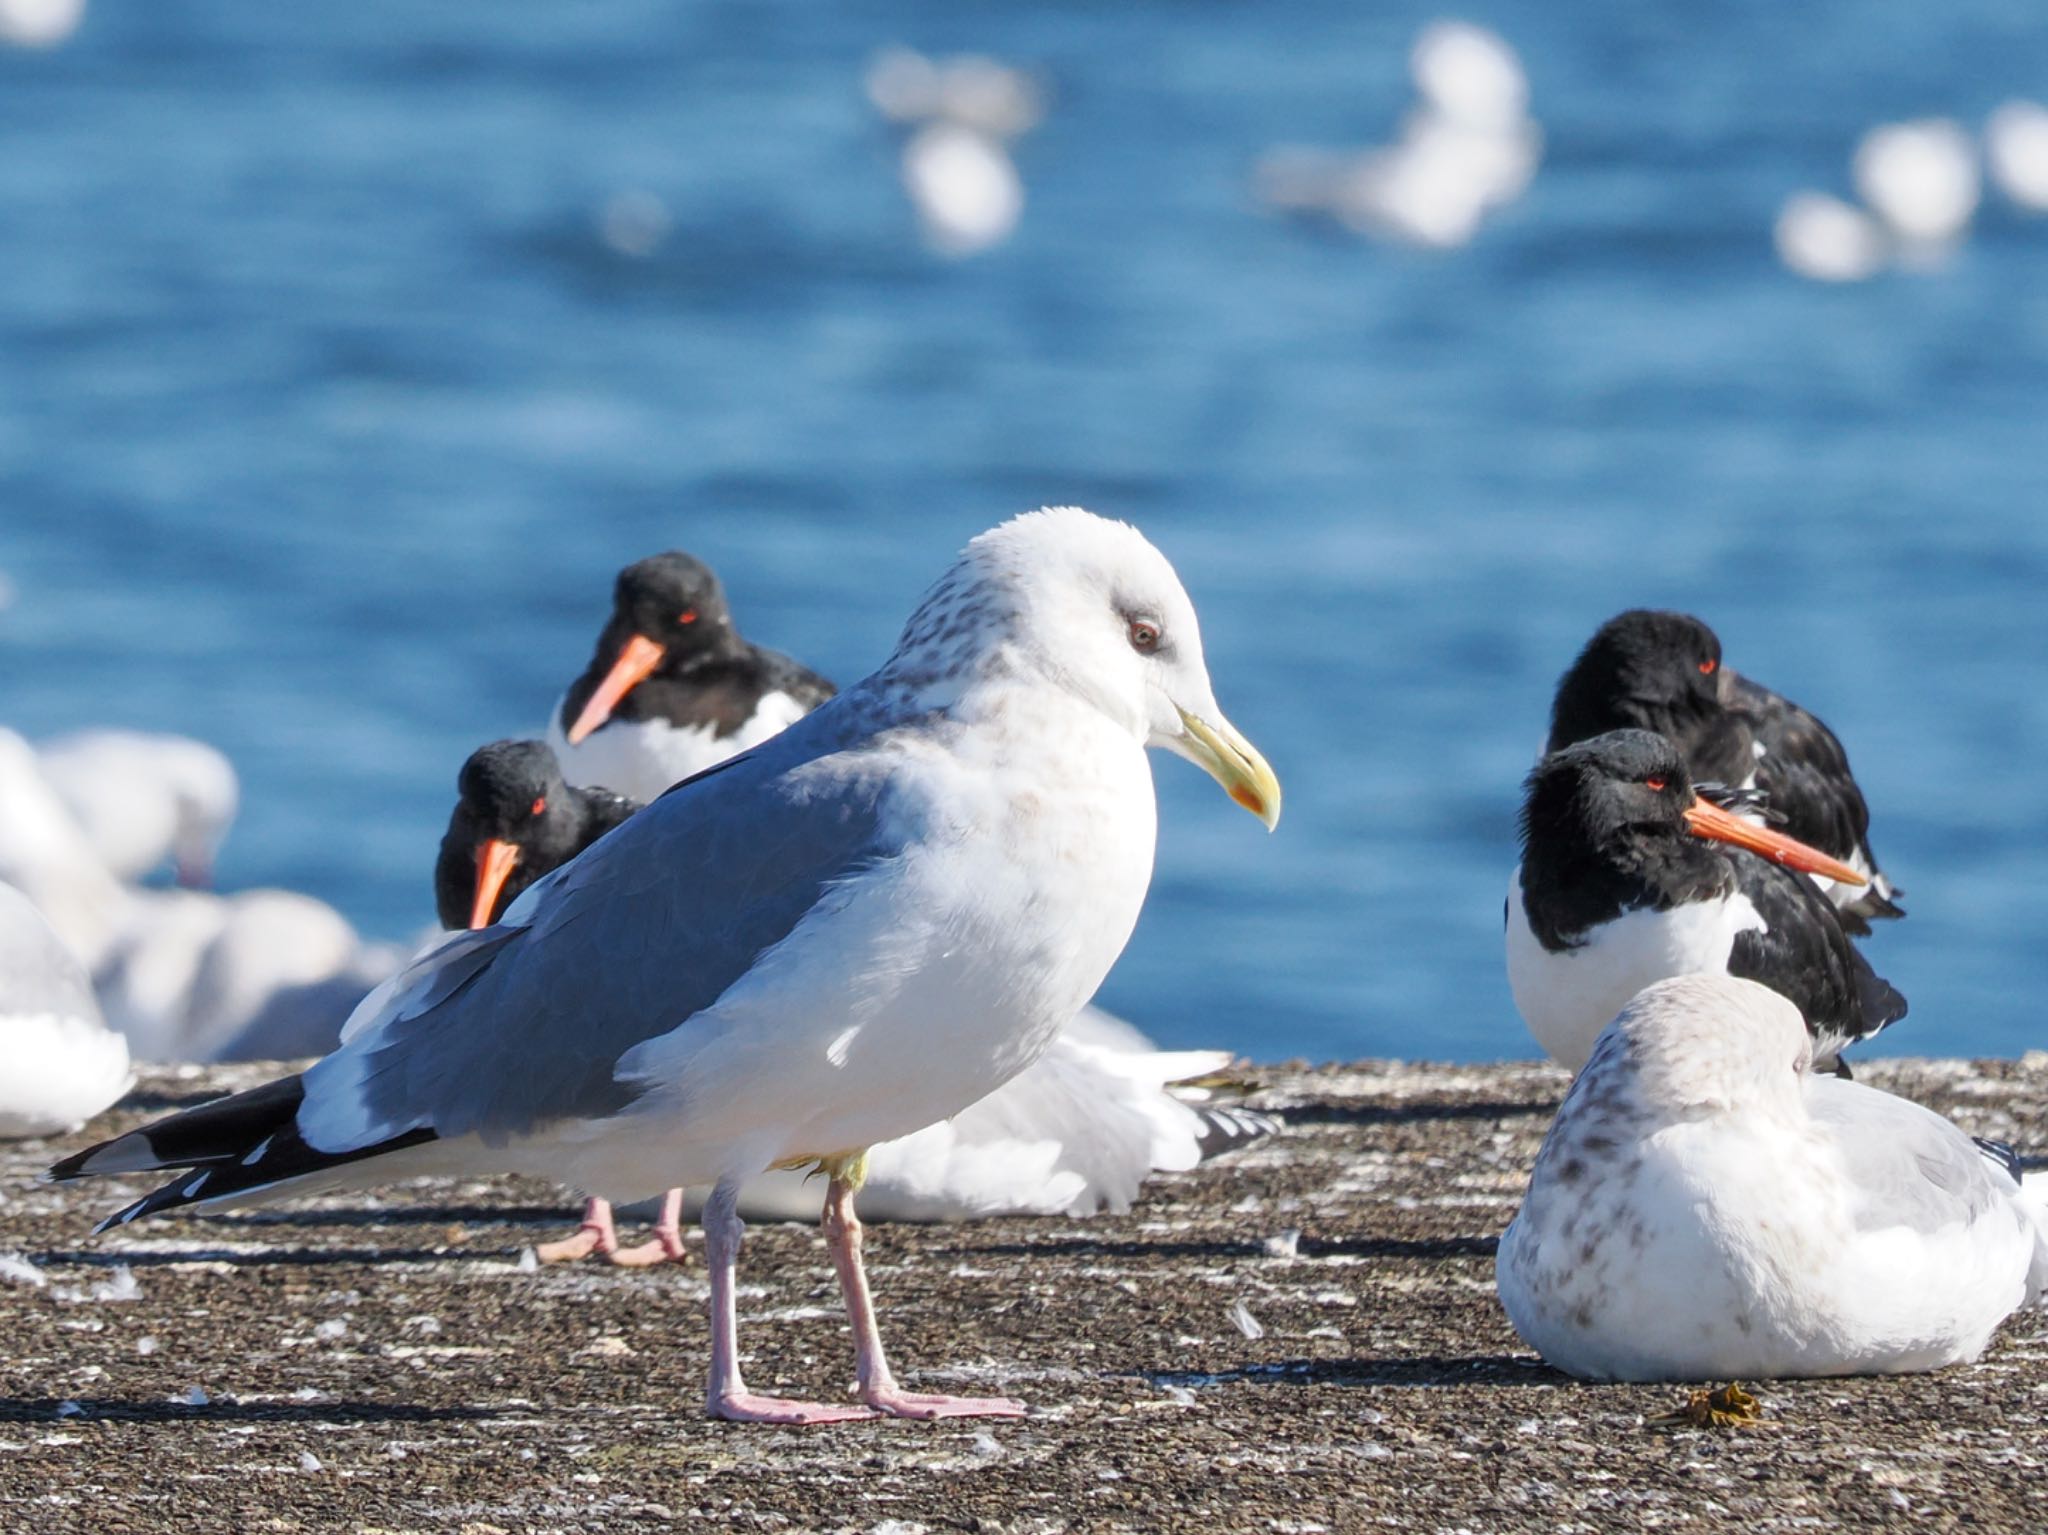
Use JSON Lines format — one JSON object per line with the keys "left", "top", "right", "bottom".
{"left": 534, "top": 1195, "right": 619, "bottom": 1264}
{"left": 703, "top": 1179, "right": 876, "bottom": 1425}
{"left": 823, "top": 1174, "right": 1026, "bottom": 1420}
{"left": 607, "top": 1188, "right": 689, "bottom": 1267}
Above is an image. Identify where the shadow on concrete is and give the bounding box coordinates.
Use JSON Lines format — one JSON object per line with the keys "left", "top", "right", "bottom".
{"left": 1142, "top": 1353, "right": 1563, "bottom": 1391}
{"left": 1274, "top": 1098, "right": 1558, "bottom": 1128}
{"left": 964, "top": 1232, "right": 1498, "bottom": 1263}
{"left": 31, "top": 1245, "right": 502, "bottom": 1270}
{"left": 0, "top": 1396, "right": 506, "bottom": 1427}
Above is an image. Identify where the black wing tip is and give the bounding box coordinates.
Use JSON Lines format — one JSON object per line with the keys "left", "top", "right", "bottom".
{"left": 1195, "top": 1105, "right": 1284, "bottom": 1160}
{"left": 1974, "top": 1137, "right": 2024, "bottom": 1186}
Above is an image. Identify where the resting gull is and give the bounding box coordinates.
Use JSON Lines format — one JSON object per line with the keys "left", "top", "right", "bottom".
{"left": 1498, "top": 974, "right": 2048, "bottom": 1380}
{"left": 0, "top": 879, "right": 132, "bottom": 1138}
{"left": 434, "top": 736, "right": 1273, "bottom": 1258}
{"left": 51, "top": 507, "right": 1280, "bottom": 1423}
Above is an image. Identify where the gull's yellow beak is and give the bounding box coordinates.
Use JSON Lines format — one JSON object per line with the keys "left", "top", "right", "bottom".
{"left": 1176, "top": 706, "right": 1282, "bottom": 830}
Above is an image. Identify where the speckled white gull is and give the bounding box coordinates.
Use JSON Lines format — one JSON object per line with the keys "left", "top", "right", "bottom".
{"left": 1498, "top": 974, "right": 2047, "bottom": 1381}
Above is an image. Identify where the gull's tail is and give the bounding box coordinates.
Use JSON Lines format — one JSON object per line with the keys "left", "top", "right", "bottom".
{"left": 45, "top": 1074, "right": 438, "bottom": 1234}
{"left": 2018, "top": 1168, "right": 2048, "bottom": 1306}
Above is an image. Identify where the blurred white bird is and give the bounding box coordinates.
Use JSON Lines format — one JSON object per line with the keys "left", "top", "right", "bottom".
{"left": 866, "top": 45, "right": 1042, "bottom": 258}
{"left": 865, "top": 47, "right": 1044, "bottom": 142}
{"left": 36, "top": 729, "right": 238, "bottom": 887}
{"left": 1985, "top": 100, "right": 2048, "bottom": 213}
{"left": 0, "top": 0, "right": 85, "bottom": 50}
{"left": 901, "top": 123, "right": 1024, "bottom": 257}
{"left": 0, "top": 879, "right": 131, "bottom": 1138}
{"left": 1255, "top": 19, "right": 1540, "bottom": 250}
{"left": 1853, "top": 118, "right": 1979, "bottom": 255}
{"left": 1774, "top": 191, "right": 1887, "bottom": 283}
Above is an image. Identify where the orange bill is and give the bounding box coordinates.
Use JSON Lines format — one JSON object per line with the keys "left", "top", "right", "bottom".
{"left": 1682, "top": 797, "right": 1867, "bottom": 885}
{"left": 566, "top": 633, "right": 666, "bottom": 743}
{"left": 470, "top": 838, "right": 523, "bottom": 929}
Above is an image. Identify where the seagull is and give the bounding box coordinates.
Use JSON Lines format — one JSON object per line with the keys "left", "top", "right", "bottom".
{"left": 1506, "top": 730, "right": 1903, "bottom": 1074}
{"left": 1546, "top": 608, "right": 1903, "bottom": 932}
{"left": 35, "top": 729, "right": 239, "bottom": 888}
{"left": 50, "top": 507, "right": 1281, "bottom": 1424}
{"left": 546, "top": 551, "right": 837, "bottom": 804}
{"left": 435, "top": 737, "right": 1275, "bottom": 1257}
{"left": 1498, "top": 974, "right": 2047, "bottom": 1380}
{"left": 0, "top": 880, "right": 132, "bottom": 1138}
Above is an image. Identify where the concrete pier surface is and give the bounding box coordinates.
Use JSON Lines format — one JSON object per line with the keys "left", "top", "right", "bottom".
{"left": 3, "top": 1056, "right": 2044, "bottom": 1534}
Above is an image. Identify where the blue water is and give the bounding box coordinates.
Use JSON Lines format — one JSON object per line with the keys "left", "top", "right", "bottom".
{"left": 2, "top": 2, "right": 2045, "bottom": 1063}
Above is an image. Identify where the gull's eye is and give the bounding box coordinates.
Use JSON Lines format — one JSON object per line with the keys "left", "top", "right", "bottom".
{"left": 1127, "top": 617, "right": 1162, "bottom": 654}
{"left": 530, "top": 796, "right": 547, "bottom": 817}
{"left": 1698, "top": 657, "right": 1717, "bottom": 676}
{"left": 677, "top": 609, "right": 698, "bottom": 625}
{"left": 1644, "top": 776, "right": 1667, "bottom": 792}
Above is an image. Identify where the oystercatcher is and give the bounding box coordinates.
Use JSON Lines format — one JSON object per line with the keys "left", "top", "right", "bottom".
{"left": 1507, "top": 729, "right": 1905, "bottom": 1073}
{"left": 547, "top": 552, "right": 835, "bottom": 803}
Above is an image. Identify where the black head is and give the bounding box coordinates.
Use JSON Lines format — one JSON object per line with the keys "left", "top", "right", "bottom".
{"left": 612, "top": 551, "right": 734, "bottom": 658}
{"left": 453, "top": 739, "right": 569, "bottom": 840}
{"left": 436, "top": 740, "right": 597, "bottom": 929}
{"left": 1523, "top": 729, "right": 1699, "bottom": 866}
{"left": 1546, "top": 609, "right": 1727, "bottom": 756}
{"left": 1519, "top": 729, "right": 1731, "bottom": 946}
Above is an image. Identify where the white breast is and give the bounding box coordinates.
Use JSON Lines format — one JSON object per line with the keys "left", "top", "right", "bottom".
{"left": 547, "top": 690, "right": 813, "bottom": 803}
{"left": 1505, "top": 866, "right": 1765, "bottom": 1072}
{"left": 549, "top": 694, "right": 1159, "bottom": 1202}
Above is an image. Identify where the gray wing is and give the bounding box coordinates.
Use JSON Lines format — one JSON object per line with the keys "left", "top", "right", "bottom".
{"left": 0, "top": 880, "right": 103, "bottom": 1024}
{"left": 1807, "top": 1077, "right": 2016, "bottom": 1235}
{"left": 302, "top": 707, "right": 896, "bottom": 1149}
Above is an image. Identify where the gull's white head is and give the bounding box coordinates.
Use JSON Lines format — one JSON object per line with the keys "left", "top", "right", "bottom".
{"left": 1591, "top": 974, "right": 1811, "bottom": 1117}
{"left": 888, "top": 506, "right": 1280, "bottom": 829}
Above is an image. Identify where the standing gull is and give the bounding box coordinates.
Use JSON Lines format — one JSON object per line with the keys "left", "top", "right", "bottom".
{"left": 1498, "top": 974, "right": 2047, "bottom": 1380}
{"left": 1507, "top": 730, "right": 1901, "bottom": 1074}
{"left": 435, "top": 737, "right": 1275, "bottom": 1251}
{"left": 547, "top": 551, "right": 835, "bottom": 804}
{"left": 51, "top": 508, "right": 1281, "bottom": 1424}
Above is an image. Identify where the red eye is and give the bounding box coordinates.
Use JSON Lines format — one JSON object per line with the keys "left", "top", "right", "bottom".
{"left": 1127, "top": 618, "right": 1161, "bottom": 653}
{"left": 1645, "top": 777, "right": 1667, "bottom": 791}
{"left": 677, "top": 609, "right": 698, "bottom": 625}
{"left": 530, "top": 797, "right": 547, "bottom": 817}
{"left": 1699, "top": 658, "right": 1717, "bottom": 676}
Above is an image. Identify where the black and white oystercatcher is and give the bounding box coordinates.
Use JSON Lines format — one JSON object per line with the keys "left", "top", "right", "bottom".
{"left": 546, "top": 551, "right": 836, "bottom": 803}
{"left": 1546, "top": 609, "right": 1903, "bottom": 932}
{"left": 1506, "top": 729, "right": 1905, "bottom": 1073}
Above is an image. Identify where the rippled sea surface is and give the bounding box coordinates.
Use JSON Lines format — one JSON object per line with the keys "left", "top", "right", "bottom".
{"left": 3, "top": 2, "right": 2045, "bottom": 1061}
